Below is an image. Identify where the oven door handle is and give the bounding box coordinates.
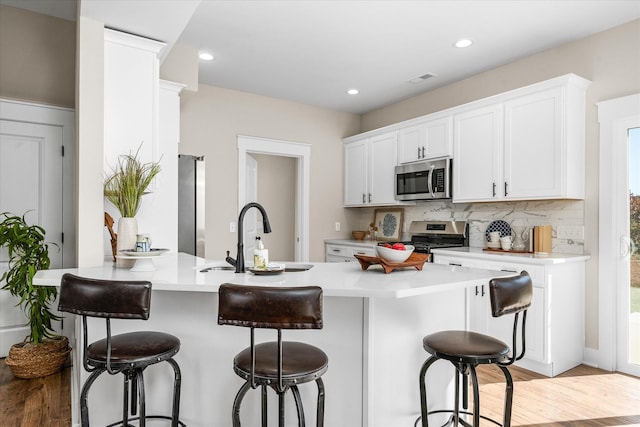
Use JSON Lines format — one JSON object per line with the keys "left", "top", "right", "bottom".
{"left": 427, "top": 165, "right": 435, "bottom": 198}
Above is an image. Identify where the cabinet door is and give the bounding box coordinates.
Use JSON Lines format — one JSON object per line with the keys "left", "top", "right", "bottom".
{"left": 467, "top": 284, "right": 490, "bottom": 333}
{"left": 524, "top": 285, "right": 545, "bottom": 362}
{"left": 453, "top": 104, "right": 503, "bottom": 202}
{"left": 504, "top": 88, "right": 562, "bottom": 199}
{"left": 425, "top": 117, "right": 452, "bottom": 159}
{"left": 344, "top": 139, "right": 368, "bottom": 206}
{"left": 369, "top": 132, "right": 398, "bottom": 205}
{"left": 398, "top": 124, "right": 424, "bottom": 164}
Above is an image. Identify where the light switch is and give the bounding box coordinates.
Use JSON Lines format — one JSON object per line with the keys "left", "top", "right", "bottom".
{"left": 230, "top": 222, "right": 236, "bottom": 233}
{"left": 335, "top": 222, "right": 341, "bottom": 232}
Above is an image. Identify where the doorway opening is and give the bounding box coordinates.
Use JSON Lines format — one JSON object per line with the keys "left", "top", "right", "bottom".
{"left": 237, "top": 135, "right": 310, "bottom": 262}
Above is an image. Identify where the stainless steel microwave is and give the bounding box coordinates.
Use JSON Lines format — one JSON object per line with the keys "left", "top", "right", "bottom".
{"left": 395, "top": 158, "right": 452, "bottom": 201}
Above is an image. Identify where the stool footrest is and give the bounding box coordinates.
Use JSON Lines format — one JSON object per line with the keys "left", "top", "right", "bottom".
{"left": 105, "top": 415, "right": 187, "bottom": 427}
{"left": 414, "top": 410, "right": 503, "bottom": 427}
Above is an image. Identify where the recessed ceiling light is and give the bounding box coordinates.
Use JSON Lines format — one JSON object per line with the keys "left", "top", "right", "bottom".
{"left": 199, "top": 52, "right": 214, "bottom": 61}
{"left": 455, "top": 39, "right": 473, "bottom": 48}
{"left": 347, "top": 89, "right": 359, "bottom": 95}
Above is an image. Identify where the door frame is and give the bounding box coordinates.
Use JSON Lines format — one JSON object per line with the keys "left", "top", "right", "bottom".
{"left": 237, "top": 135, "right": 310, "bottom": 262}
{"left": 597, "top": 93, "right": 640, "bottom": 374}
{"left": 0, "top": 99, "right": 75, "bottom": 267}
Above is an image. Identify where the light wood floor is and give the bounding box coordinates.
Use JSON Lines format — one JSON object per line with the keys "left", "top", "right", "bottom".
{"left": 1, "top": 358, "right": 639, "bottom": 426}
{"left": 474, "top": 364, "right": 640, "bottom": 426}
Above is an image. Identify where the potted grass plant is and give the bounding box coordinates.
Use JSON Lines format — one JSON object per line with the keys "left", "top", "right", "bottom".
{"left": 0, "top": 212, "right": 70, "bottom": 378}
{"left": 104, "top": 146, "right": 161, "bottom": 266}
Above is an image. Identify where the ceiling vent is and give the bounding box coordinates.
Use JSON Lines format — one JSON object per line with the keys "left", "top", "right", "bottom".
{"left": 408, "top": 73, "right": 437, "bottom": 84}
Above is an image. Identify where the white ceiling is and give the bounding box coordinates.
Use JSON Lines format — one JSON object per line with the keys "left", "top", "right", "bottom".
{"left": 3, "top": 0, "right": 640, "bottom": 114}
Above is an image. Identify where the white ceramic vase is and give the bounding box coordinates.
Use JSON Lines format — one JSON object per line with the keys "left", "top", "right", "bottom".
{"left": 116, "top": 217, "right": 137, "bottom": 268}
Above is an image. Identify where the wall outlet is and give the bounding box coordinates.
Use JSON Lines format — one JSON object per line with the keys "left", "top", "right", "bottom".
{"left": 556, "top": 225, "right": 583, "bottom": 240}
{"left": 335, "top": 222, "right": 341, "bottom": 232}
{"left": 230, "top": 222, "right": 236, "bottom": 233}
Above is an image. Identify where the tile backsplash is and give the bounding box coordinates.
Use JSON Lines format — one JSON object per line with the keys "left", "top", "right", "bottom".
{"left": 350, "top": 199, "right": 585, "bottom": 255}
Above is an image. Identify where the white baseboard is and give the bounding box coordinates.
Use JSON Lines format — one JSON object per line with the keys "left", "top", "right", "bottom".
{"left": 583, "top": 346, "right": 606, "bottom": 370}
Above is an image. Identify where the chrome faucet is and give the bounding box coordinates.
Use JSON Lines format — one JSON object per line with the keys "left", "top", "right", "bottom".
{"left": 229, "top": 202, "right": 272, "bottom": 273}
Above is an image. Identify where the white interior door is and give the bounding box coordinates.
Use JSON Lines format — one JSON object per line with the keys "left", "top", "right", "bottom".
{"left": 0, "top": 119, "right": 63, "bottom": 356}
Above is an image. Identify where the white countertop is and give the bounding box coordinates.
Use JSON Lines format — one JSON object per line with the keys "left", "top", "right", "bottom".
{"left": 34, "top": 252, "right": 508, "bottom": 299}
{"left": 431, "top": 247, "right": 590, "bottom": 264}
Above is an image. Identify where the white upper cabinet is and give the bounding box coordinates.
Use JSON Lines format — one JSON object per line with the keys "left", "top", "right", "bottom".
{"left": 344, "top": 131, "right": 400, "bottom": 206}
{"left": 452, "top": 74, "right": 590, "bottom": 203}
{"left": 453, "top": 104, "right": 504, "bottom": 201}
{"left": 344, "top": 74, "right": 590, "bottom": 205}
{"left": 344, "top": 139, "right": 369, "bottom": 206}
{"left": 398, "top": 116, "right": 452, "bottom": 163}
{"left": 103, "top": 29, "right": 165, "bottom": 169}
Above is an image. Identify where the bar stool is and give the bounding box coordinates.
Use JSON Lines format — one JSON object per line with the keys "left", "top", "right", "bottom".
{"left": 58, "top": 273, "right": 184, "bottom": 427}
{"left": 417, "top": 271, "right": 533, "bottom": 427}
{"left": 218, "top": 284, "right": 328, "bottom": 427}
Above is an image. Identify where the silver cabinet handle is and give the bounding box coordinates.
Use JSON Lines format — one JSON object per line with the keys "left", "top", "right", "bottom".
{"left": 492, "top": 182, "right": 497, "bottom": 197}
{"left": 362, "top": 193, "right": 366, "bottom": 204}
{"left": 417, "top": 147, "right": 421, "bottom": 159}
{"left": 421, "top": 146, "right": 426, "bottom": 158}
{"left": 505, "top": 182, "right": 509, "bottom": 197}
{"left": 368, "top": 193, "right": 372, "bottom": 203}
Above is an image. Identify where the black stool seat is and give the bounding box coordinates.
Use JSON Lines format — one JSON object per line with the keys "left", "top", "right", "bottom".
{"left": 88, "top": 331, "right": 180, "bottom": 366}
{"left": 234, "top": 341, "right": 328, "bottom": 384}
{"left": 423, "top": 330, "right": 510, "bottom": 365}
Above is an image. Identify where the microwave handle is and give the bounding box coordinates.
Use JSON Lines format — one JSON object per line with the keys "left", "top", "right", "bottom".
{"left": 427, "top": 164, "right": 435, "bottom": 198}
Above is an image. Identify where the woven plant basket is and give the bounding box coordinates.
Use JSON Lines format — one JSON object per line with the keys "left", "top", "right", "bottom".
{"left": 5, "top": 336, "right": 71, "bottom": 379}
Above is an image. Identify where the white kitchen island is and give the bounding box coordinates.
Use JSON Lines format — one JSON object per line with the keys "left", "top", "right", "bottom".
{"left": 34, "top": 253, "right": 511, "bottom": 427}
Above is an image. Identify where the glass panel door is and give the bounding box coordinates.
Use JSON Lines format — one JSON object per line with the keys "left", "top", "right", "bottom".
{"left": 629, "top": 127, "right": 640, "bottom": 367}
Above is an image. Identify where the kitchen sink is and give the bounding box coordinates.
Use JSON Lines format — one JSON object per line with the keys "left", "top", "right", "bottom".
{"left": 283, "top": 264, "right": 314, "bottom": 272}
{"left": 199, "top": 266, "right": 235, "bottom": 272}
{"left": 199, "top": 264, "right": 313, "bottom": 273}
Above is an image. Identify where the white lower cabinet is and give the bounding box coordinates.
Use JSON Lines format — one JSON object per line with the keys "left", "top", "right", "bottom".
{"left": 433, "top": 252, "right": 585, "bottom": 377}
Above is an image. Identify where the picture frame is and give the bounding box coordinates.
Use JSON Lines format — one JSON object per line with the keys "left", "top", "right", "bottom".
{"left": 372, "top": 208, "right": 404, "bottom": 242}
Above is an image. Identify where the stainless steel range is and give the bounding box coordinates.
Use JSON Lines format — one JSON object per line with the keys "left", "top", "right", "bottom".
{"left": 405, "top": 220, "right": 468, "bottom": 256}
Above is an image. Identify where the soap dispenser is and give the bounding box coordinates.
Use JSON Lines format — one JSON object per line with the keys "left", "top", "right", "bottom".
{"left": 254, "top": 236, "right": 269, "bottom": 269}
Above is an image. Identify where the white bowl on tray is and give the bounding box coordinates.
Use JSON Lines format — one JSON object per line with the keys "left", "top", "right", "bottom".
{"left": 375, "top": 244, "right": 415, "bottom": 263}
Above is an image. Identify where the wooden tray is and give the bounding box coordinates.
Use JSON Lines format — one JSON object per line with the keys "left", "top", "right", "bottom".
{"left": 354, "top": 252, "right": 430, "bottom": 274}
{"left": 482, "top": 248, "right": 533, "bottom": 254}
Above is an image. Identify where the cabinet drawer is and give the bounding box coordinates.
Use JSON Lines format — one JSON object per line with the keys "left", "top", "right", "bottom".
{"left": 326, "top": 245, "right": 350, "bottom": 257}
{"left": 325, "top": 244, "right": 376, "bottom": 262}
{"left": 488, "top": 263, "right": 544, "bottom": 283}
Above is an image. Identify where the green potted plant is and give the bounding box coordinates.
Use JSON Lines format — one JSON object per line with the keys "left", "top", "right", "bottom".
{"left": 0, "top": 212, "right": 70, "bottom": 378}
{"left": 104, "top": 146, "right": 161, "bottom": 266}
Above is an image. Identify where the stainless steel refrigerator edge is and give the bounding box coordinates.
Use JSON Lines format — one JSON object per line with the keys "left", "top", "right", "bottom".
{"left": 178, "top": 155, "right": 205, "bottom": 257}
